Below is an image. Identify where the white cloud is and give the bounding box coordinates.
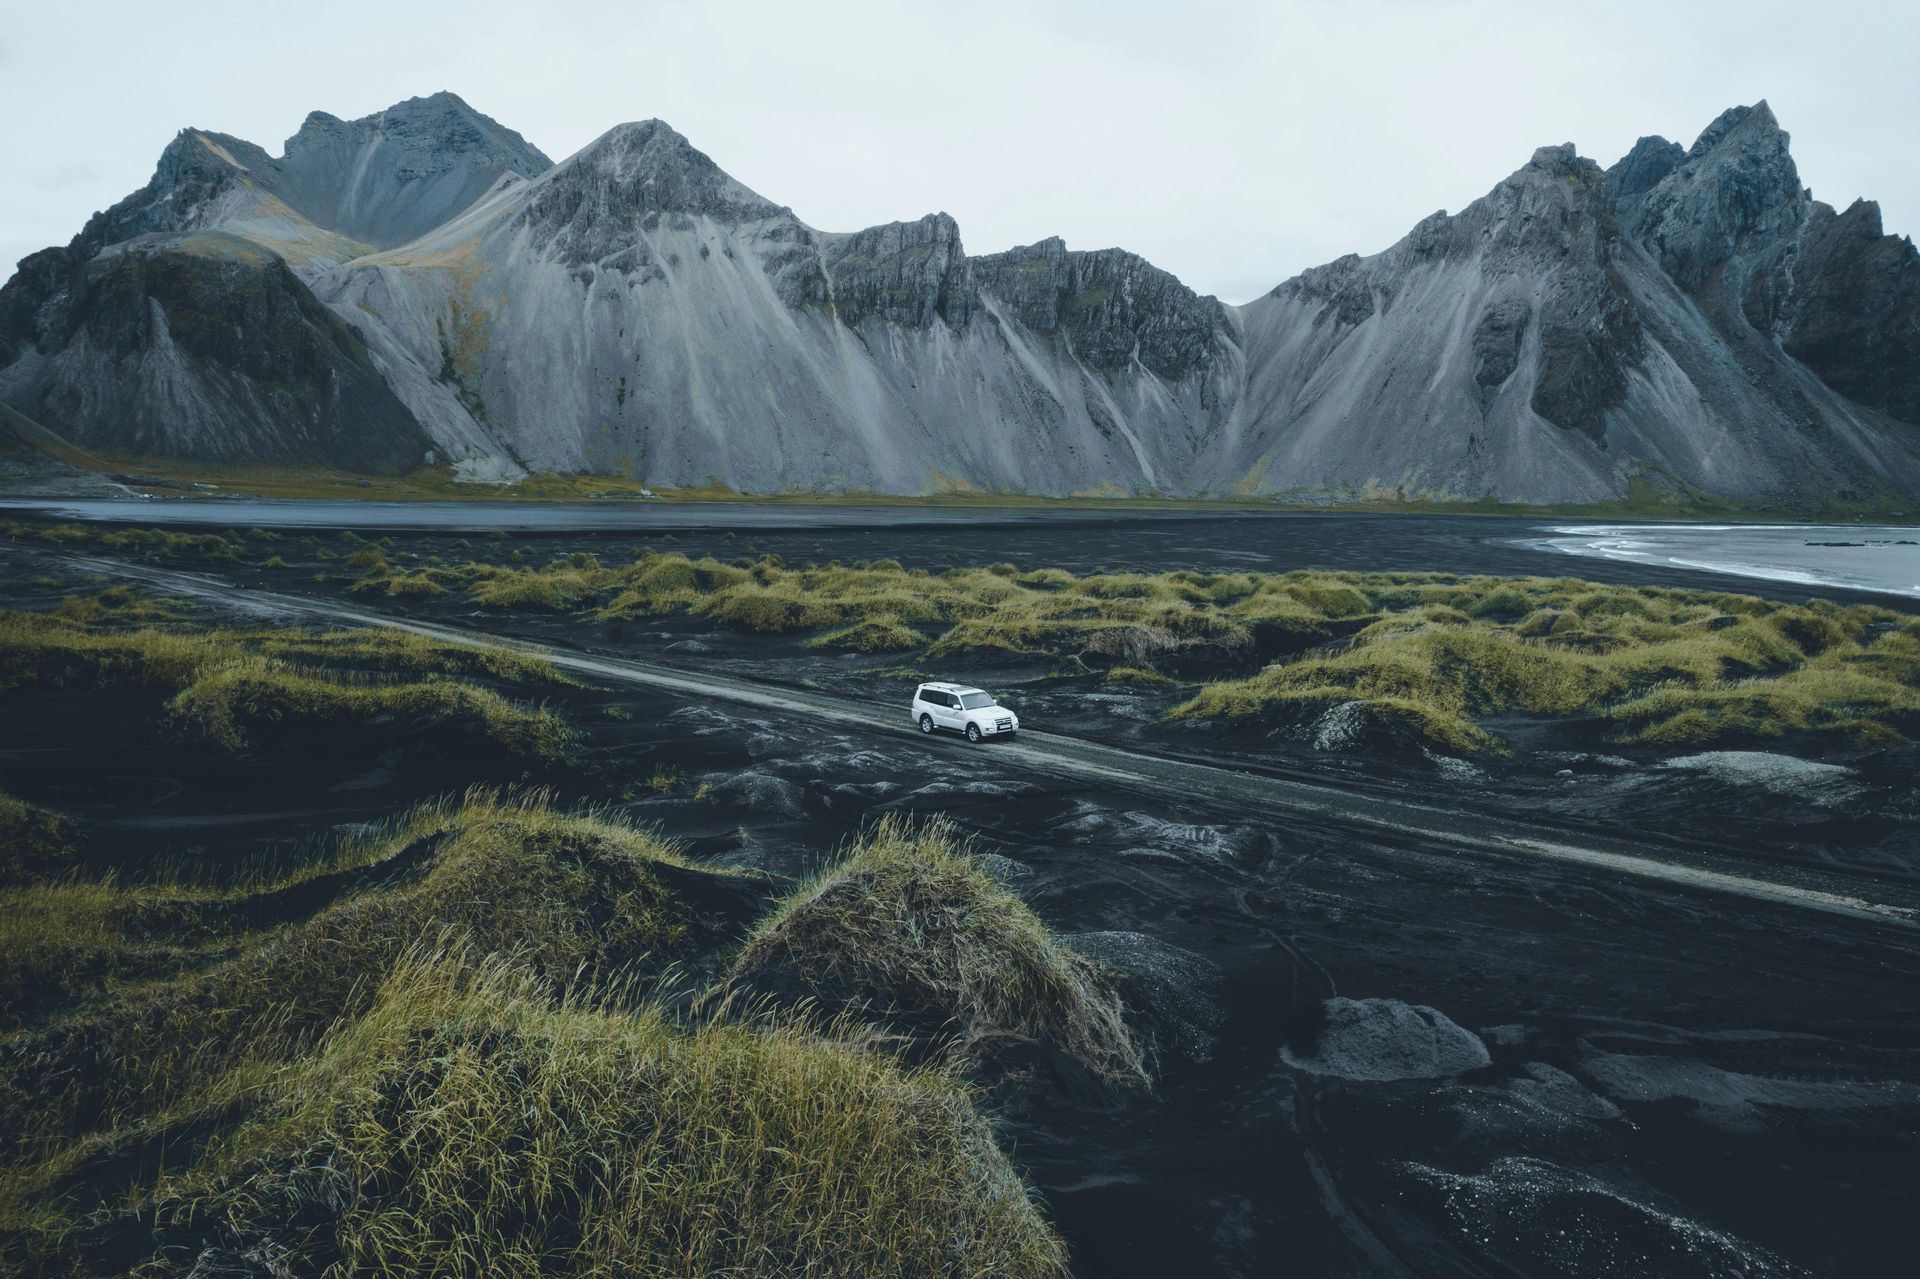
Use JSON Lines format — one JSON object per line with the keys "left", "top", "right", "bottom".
{"left": 2, "top": 0, "right": 1914, "bottom": 302}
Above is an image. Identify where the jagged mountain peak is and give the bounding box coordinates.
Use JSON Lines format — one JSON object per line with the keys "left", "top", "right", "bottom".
{"left": 1525, "top": 142, "right": 1583, "bottom": 172}
{"left": 286, "top": 90, "right": 550, "bottom": 170}
{"left": 164, "top": 128, "right": 269, "bottom": 174}
{"left": 821, "top": 211, "right": 972, "bottom": 329}
{"left": 970, "top": 235, "right": 1228, "bottom": 381}
{"left": 34, "top": 91, "right": 557, "bottom": 267}
{"left": 303, "top": 88, "right": 477, "bottom": 125}
{"left": 1688, "top": 99, "right": 1781, "bottom": 158}
{"left": 55, "top": 129, "right": 280, "bottom": 261}
{"left": 259, "top": 93, "right": 551, "bottom": 249}
{"left": 1606, "top": 135, "right": 1687, "bottom": 202}
{"left": 551, "top": 119, "right": 787, "bottom": 220}
{"left": 1626, "top": 100, "right": 1804, "bottom": 290}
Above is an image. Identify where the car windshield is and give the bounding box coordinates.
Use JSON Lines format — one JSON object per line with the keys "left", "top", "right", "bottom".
{"left": 959, "top": 692, "right": 995, "bottom": 710}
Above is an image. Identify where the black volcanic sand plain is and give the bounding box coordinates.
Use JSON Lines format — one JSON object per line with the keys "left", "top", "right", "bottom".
{"left": 2, "top": 509, "right": 1919, "bottom": 1278}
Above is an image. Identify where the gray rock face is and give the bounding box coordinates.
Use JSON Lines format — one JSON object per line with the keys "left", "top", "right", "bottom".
{"left": 2, "top": 94, "right": 1917, "bottom": 499}
{"left": 970, "top": 237, "right": 1230, "bottom": 381}
{"left": 1470, "top": 297, "right": 1529, "bottom": 403}
{"left": 0, "top": 93, "right": 544, "bottom": 473}
{"left": 1768, "top": 199, "right": 1920, "bottom": 425}
{"left": 1237, "top": 111, "right": 1919, "bottom": 504}
{"left": 519, "top": 120, "right": 789, "bottom": 265}
{"left": 270, "top": 91, "right": 552, "bottom": 249}
{"left": 1604, "top": 101, "right": 1920, "bottom": 470}
{"left": 822, "top": 213, "right": 971, "bottom": 330}
{"left": 1269, "top": 252, "right": 1378, "bottom": 328}
{"left": 1604, "top": 136, "right": 1686, "bottom": 203}
{"left": 1623, "top": 104, "right": 1805, "bottom": 291}
{"left": 0, "top": 233, "right": 426, "bottom": 472}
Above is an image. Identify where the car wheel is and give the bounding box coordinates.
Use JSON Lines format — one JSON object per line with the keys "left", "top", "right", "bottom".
{"left": 920, "top": 714, "right": 934, "bottom": 734}
{"left": 966, "top": 723, "right": 982, "bottom": 743}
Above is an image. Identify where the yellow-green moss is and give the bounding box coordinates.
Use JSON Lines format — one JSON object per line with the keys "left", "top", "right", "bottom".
{"left": 731, "top": 815, "right": 1145, "bottom": 1086}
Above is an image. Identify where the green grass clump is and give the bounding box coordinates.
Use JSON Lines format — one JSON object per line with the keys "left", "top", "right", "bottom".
{"left": 0, "top": 792, "right": 77, "bottom": 881}
{"left": 0, "top": 792, "right": 725, "bottom": 1160}
{"left": 1106, "top": 665, "right": 1176, "bottom": 687}
{"left": 0, "top": 521, "right": 247, "bottom": 562}
{"left": 1171, "top": 576, "right": 1918, "bottom": 754}
{"left": 469, "top": 565, "right": 598, "bottom": 609}
{"left": 0, "top": 879, "right": 150, "bottom": 1032}
{"left": 349, "top": 568, "right": 448, "bottom": 597}
{"left": 248, "top": 628, "right": 562, "bottom": 685}
{"left": 0, "top": 802, "right": 1067, "bottom": 1279}
{"left": 165, "top": 657, "right": 574, "bottom": 756}
{"left": 0, "top": 598, "right": 574, "bottom": 758}
{"left": 805, "top": 617, "right": 929, "bottom": 653}
{"left": 94, "top": 527, "right": 241, "bottom": 560}
{"left": 124, "top": 954, "right": 1067, "bottom": 1279}
{"left": 730, "top": 815, "right": 1146, "bottom": 1086}
{"left": 289, "top": 546, "right": 1918, "bottom": 756}
{"left": 44, "top": 584, "right": 176, "bottom": 627}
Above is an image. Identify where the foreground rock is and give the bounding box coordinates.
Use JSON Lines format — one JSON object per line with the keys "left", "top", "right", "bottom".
{"left": 1283, "top": 997, "right": 1491, "bottom": 1081}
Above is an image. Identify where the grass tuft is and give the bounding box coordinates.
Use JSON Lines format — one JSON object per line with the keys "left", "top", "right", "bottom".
{"left": 1169, "top": 576, "right": 1918, "bottom": 753}
{"left": 140, "top": 952, "right": 1069, "bottom": 1279}
{"left": 730, "top": 815, "right": 1147, "bottom": 1086}
{"left": 0, "top": 800, "right": 1067, "bottom": 1278}
{"left": 0, "top": 792, "right": 77, "bottom": 882}
{"left": 0, "top": 791, "right": 725, "bottom": 1160}
{"left": 0, "top": 597, "right": 575, "bottom": 758}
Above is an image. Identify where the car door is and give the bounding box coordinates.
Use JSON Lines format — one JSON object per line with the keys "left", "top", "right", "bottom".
{"left": 931, "top": 690, "right": 962, "bottom": 732}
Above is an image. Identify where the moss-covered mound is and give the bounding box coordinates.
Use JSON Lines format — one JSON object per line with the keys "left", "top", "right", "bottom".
{"left": 169, "top": 531, "right": 1917, "bottom": 756}
{"left": 0, "top": 595, "right": 575, "bottom": 757}
{"left": 105, "top": 957, "right": 1067, "bottom": 1279}
{"left": 730, "top": 815, "right": 1146, "bottom": 1086}
{"left": 0, "top": 792, "right": 743, "bottom": 1159}
{"left": 0, "top": 801, "right": 1068, "bottom": 1279}
{"left": 0, "top": 790, "right": 75, "bottom": 882}
{"left": 1172, "top": 577, "right": 1920, "bottom": 754}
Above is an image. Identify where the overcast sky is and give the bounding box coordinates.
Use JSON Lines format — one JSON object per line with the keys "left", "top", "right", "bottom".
{"left": 3, "top": 0, "right": 1914, "bottom": 304}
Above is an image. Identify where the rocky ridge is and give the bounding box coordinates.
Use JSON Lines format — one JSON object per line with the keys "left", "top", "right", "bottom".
{"left": 1, "top": 93, "right": 1915, "bottom": 504}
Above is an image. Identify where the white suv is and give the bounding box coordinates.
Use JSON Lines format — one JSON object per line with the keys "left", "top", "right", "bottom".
{"left": 911, "top": 682, "right": 1019, "bottom": 742}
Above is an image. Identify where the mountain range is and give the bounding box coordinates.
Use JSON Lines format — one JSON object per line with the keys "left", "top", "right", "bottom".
{"left": 2, "top": 91, "right": 1916, "bottom": 505}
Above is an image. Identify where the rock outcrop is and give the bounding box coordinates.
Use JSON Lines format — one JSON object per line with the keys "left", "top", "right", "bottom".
{"left": 0, "top": 92, "right": 549, "bottom": 474}
{"left": 822, "top": 213, "right": 972, "bottom": 330}
{"left": 1, "top": 93, "right": 1916, "bottom": 501}
{"left": 969, "top": 237, "right": 1231, "bottom": 382}
{"left": 0, "top": 233, "right": 426, "bottom": 472}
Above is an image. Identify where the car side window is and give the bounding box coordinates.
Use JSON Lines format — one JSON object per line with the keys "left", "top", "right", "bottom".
{"left": 922, "top": 690, "right": 948, "bottom": 708}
